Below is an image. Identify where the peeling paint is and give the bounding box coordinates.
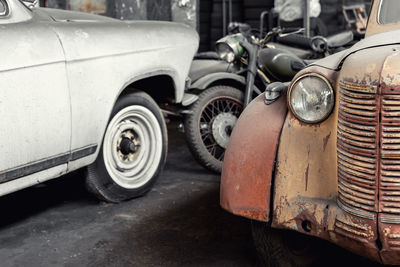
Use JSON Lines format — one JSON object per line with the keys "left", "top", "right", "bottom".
{"left": 323, "top": 132, "right": 331, "bottom": 152}
{"left": 305, "top": 164, "right": 309, "bottom": 191}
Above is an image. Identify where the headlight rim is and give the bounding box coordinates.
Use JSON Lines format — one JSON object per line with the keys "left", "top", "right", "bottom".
{"left": 287, "top": 72, "right": 335, "bottom": 124}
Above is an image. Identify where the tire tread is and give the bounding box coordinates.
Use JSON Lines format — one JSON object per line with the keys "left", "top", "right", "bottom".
{"left": 85, "top": 91, "right": 167, "bottom": 203}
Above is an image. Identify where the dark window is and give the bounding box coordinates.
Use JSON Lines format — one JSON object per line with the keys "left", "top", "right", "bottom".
{"left": 378, "top": 0, "right": 400, "bottom": 24}
{"left": 0, "top": 0, "right": 8, "bottom": 16}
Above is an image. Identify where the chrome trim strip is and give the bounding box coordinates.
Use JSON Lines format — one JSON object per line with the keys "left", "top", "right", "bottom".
{"left": 381, "top": 216, "right": 400, "bottom": 224}
{"left": 70, "top": 145, "right": 98, "bottom": 161}
{"left": 339, "top": 80, "right": 378, "bottom": 94}
{"left": 0, "top": 144, "right": 97, "bottom": 184}
{"left": 337, "top": 199, "right": 375, "bottom": 220}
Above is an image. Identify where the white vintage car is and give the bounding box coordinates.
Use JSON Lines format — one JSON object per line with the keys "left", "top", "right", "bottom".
{"left": 0, "top": 0, "right": 198, "bottom": 202}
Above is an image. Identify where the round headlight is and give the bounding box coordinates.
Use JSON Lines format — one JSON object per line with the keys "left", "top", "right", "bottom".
{"left": 288, "top": 74, "right": 334, "bottom": 123}
{"left": 215, "top": 34, "right": 245, "bottom": 63}
{"left": 215, "top": 43, "right": 235, "bottom": 63}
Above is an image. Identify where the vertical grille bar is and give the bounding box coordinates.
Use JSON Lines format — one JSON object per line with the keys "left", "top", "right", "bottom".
{"left": 380, "top": 95, "right": 400, "bottom": 214}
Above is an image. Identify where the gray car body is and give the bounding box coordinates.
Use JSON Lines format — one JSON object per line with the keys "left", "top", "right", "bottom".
{"left": 0, "top": 0, "right": 198, "bottom": 196}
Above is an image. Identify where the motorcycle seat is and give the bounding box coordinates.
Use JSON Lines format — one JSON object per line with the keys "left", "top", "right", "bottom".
{"left": 267, "top": 42, "right": 313, "bottom": 59}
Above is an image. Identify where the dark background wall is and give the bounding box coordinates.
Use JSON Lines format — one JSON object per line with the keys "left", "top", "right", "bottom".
{"left": 199, "top": 0, "right": 370, "bottom": 51}
{"left": 44, "top": 0, "right": 371, "bottom": 52}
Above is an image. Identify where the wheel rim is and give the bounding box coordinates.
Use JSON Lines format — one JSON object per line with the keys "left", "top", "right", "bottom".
{"left": 199, "top": 96, "right": 243, "bottom": 162}
{"left": 103, "top": 105, "right": 162, "bottom": 189}
{"left": 212, "top": 112, "right": 238, "bottom": 149}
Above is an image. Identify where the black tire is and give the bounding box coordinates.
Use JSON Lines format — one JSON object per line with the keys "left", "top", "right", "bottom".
{"left": 251, "top": 221, "right": 320, "bottom": 267}
{"left": 86, "top": 91, "right": 168, "bottom": 203}
{"left": 184, "top": 86, "right": 243, "bottom": 173}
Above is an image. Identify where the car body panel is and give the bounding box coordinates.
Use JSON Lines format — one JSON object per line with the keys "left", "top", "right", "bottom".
{"left": 220, "top": 94, "right": 287, "bottom": 222}
{"left": 0, "top": 0, "right": 199, "bottom": 197}
{"left": 0, "top": 17, "right": 71, "bottom": 177}
{"left": 220, "top": 0, "right": 400, "bottom": 264}
{"left": 35, "top": 7, "right": 116, "bottom": 22}
{"left": 220, "top": 37, "right": 400, "bottom": 266}
{"left": 50, "top": 18, "right": 198, "bottom": 155}
{"left": 272, "top": 50, "right": 400, "bottom": 262}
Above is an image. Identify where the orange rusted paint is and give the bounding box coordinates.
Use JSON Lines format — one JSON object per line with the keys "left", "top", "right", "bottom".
{"left": 379, "top": 214, "right": 400, "bottom": 265}
{"left": 220, "top": 93, "right": 287, "bottom": 222}
{"left": 273, "top": 46, "right": 400, "bottom": 263}
{"left": 220, "top": 0, "right": 400, "bottom": 264}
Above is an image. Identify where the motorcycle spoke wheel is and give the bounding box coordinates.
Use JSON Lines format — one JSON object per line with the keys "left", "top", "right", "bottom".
{"left": 184, "top": 86, "right": 243, "bottom": 173}
{"left": 200, "top": 98, "right": 242, "bottom": 160}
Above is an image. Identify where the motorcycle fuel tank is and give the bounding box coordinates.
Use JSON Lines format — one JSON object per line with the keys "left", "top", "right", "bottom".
{"left": 258, "top": 48, "right": 306, "bottom": 81}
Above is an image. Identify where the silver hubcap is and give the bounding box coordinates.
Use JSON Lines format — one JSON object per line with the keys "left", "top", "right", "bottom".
{"left": 103, "top": 105, "right": 162, "bottom": 189}
{"left": 211, "top": 112, "right": 238, "bottom": 149}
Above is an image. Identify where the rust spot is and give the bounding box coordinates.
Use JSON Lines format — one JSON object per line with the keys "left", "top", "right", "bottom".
{"left": 323, "top": 132, "right": 331, "bottom": 151}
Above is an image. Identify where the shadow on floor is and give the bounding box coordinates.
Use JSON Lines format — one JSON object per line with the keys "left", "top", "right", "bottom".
{"left": 99, "top": 187, "right": 259, "bottom": 267}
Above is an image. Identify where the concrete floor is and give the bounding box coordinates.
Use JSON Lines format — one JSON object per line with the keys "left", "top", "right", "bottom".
{"left": 0, "top": 120, "right": 384, "bottom": 267}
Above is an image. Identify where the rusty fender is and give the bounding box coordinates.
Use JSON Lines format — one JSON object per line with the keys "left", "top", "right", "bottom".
{"left": 220, "top": 93, "right": 288, "bottom": 222}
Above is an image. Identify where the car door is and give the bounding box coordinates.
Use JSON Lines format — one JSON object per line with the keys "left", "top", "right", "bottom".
{"left": 0, "top": 0, "right": 71, "bottom": 182}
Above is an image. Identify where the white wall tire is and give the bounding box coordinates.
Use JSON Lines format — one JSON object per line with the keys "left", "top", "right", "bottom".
{"left": 86, "top": 91, "right": 167, "bottom": 203}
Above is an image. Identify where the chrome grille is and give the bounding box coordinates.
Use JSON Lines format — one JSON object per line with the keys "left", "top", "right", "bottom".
{"left": 337, "top": 81, "right": 379, "bottom": 213}
{"left": 380, "top": 95, "right": 400, "bottom": 214}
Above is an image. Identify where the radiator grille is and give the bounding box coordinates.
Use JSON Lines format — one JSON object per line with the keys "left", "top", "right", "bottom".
{"left": 337, "top": 81, "right": 379, "bottom": 213}
{"left": 380, "top": 95, "right": 400, "bottom": 214}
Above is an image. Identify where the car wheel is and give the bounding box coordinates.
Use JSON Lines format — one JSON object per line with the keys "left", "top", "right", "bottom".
{"left": 251, "top": 221, "right": 320, "bottom": 267}
{"left": 183, "top": 85, "right": 243, "bottom": 173}
{"left": 86, "top": 91, "right": 167, "bottom": 203}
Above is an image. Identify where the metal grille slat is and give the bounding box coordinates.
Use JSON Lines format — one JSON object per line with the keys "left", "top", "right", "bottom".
{"left": 337, "top": 83, "right": 378, "bottom": 213}
{"left": 380, "top": 95, "right": 400, "bottom": 214}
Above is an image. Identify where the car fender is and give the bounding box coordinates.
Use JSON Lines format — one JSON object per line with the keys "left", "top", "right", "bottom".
{"left": 187, "top": 72, "right": 262, "bottom": 106}
{"left": 190, "top": 72, "right": 247, "bottom": 90}
{"left": 220, "top": 93, "right": 288, "bottom": 222}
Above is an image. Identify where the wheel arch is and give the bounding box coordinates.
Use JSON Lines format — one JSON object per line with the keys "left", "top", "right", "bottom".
{"left": 206, "top": 78, "right": 246, "bottom": 91}
{"left": 93, "top": 71, "right": 176, "bottom": 165}
{"left": 190, "top": 72, "right": 246, "bottom": 91}
{"left": 189, "top": 72, "right": 263, "bottom": 95}
{"left": 119, "top": 73, "right": 177, "bottom": 104}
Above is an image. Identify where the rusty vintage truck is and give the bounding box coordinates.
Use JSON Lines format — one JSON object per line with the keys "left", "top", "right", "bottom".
{"left": 220, "top": 0, "right": 400, "bottom": 265}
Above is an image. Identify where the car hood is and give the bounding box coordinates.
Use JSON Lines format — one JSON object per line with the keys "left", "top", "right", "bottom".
{"left": 34, "top": 7, "right": 117, "bottom": 22}
{"left": 313, "top": 29, "right": 400, "bottom": 70}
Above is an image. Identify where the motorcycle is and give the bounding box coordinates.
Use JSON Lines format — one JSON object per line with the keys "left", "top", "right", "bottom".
{"left": 183, "top": 25, "right": 354, "bottom": 173}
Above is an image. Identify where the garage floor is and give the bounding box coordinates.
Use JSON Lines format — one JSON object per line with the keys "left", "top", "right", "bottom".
{"left": 0, "top": 120, "right": 383, "bottom": 267}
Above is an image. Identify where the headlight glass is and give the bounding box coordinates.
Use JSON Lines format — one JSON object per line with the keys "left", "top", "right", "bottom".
{"left": 215, "top": 43, "right": 235, "bottom": 63}
{"left": 288, "top": 74, "right": 334, "bottom": 123}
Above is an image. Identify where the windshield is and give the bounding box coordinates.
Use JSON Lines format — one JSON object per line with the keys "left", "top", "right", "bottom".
{"left": 378, "top": 0, "right": 400, "bottom": 24}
